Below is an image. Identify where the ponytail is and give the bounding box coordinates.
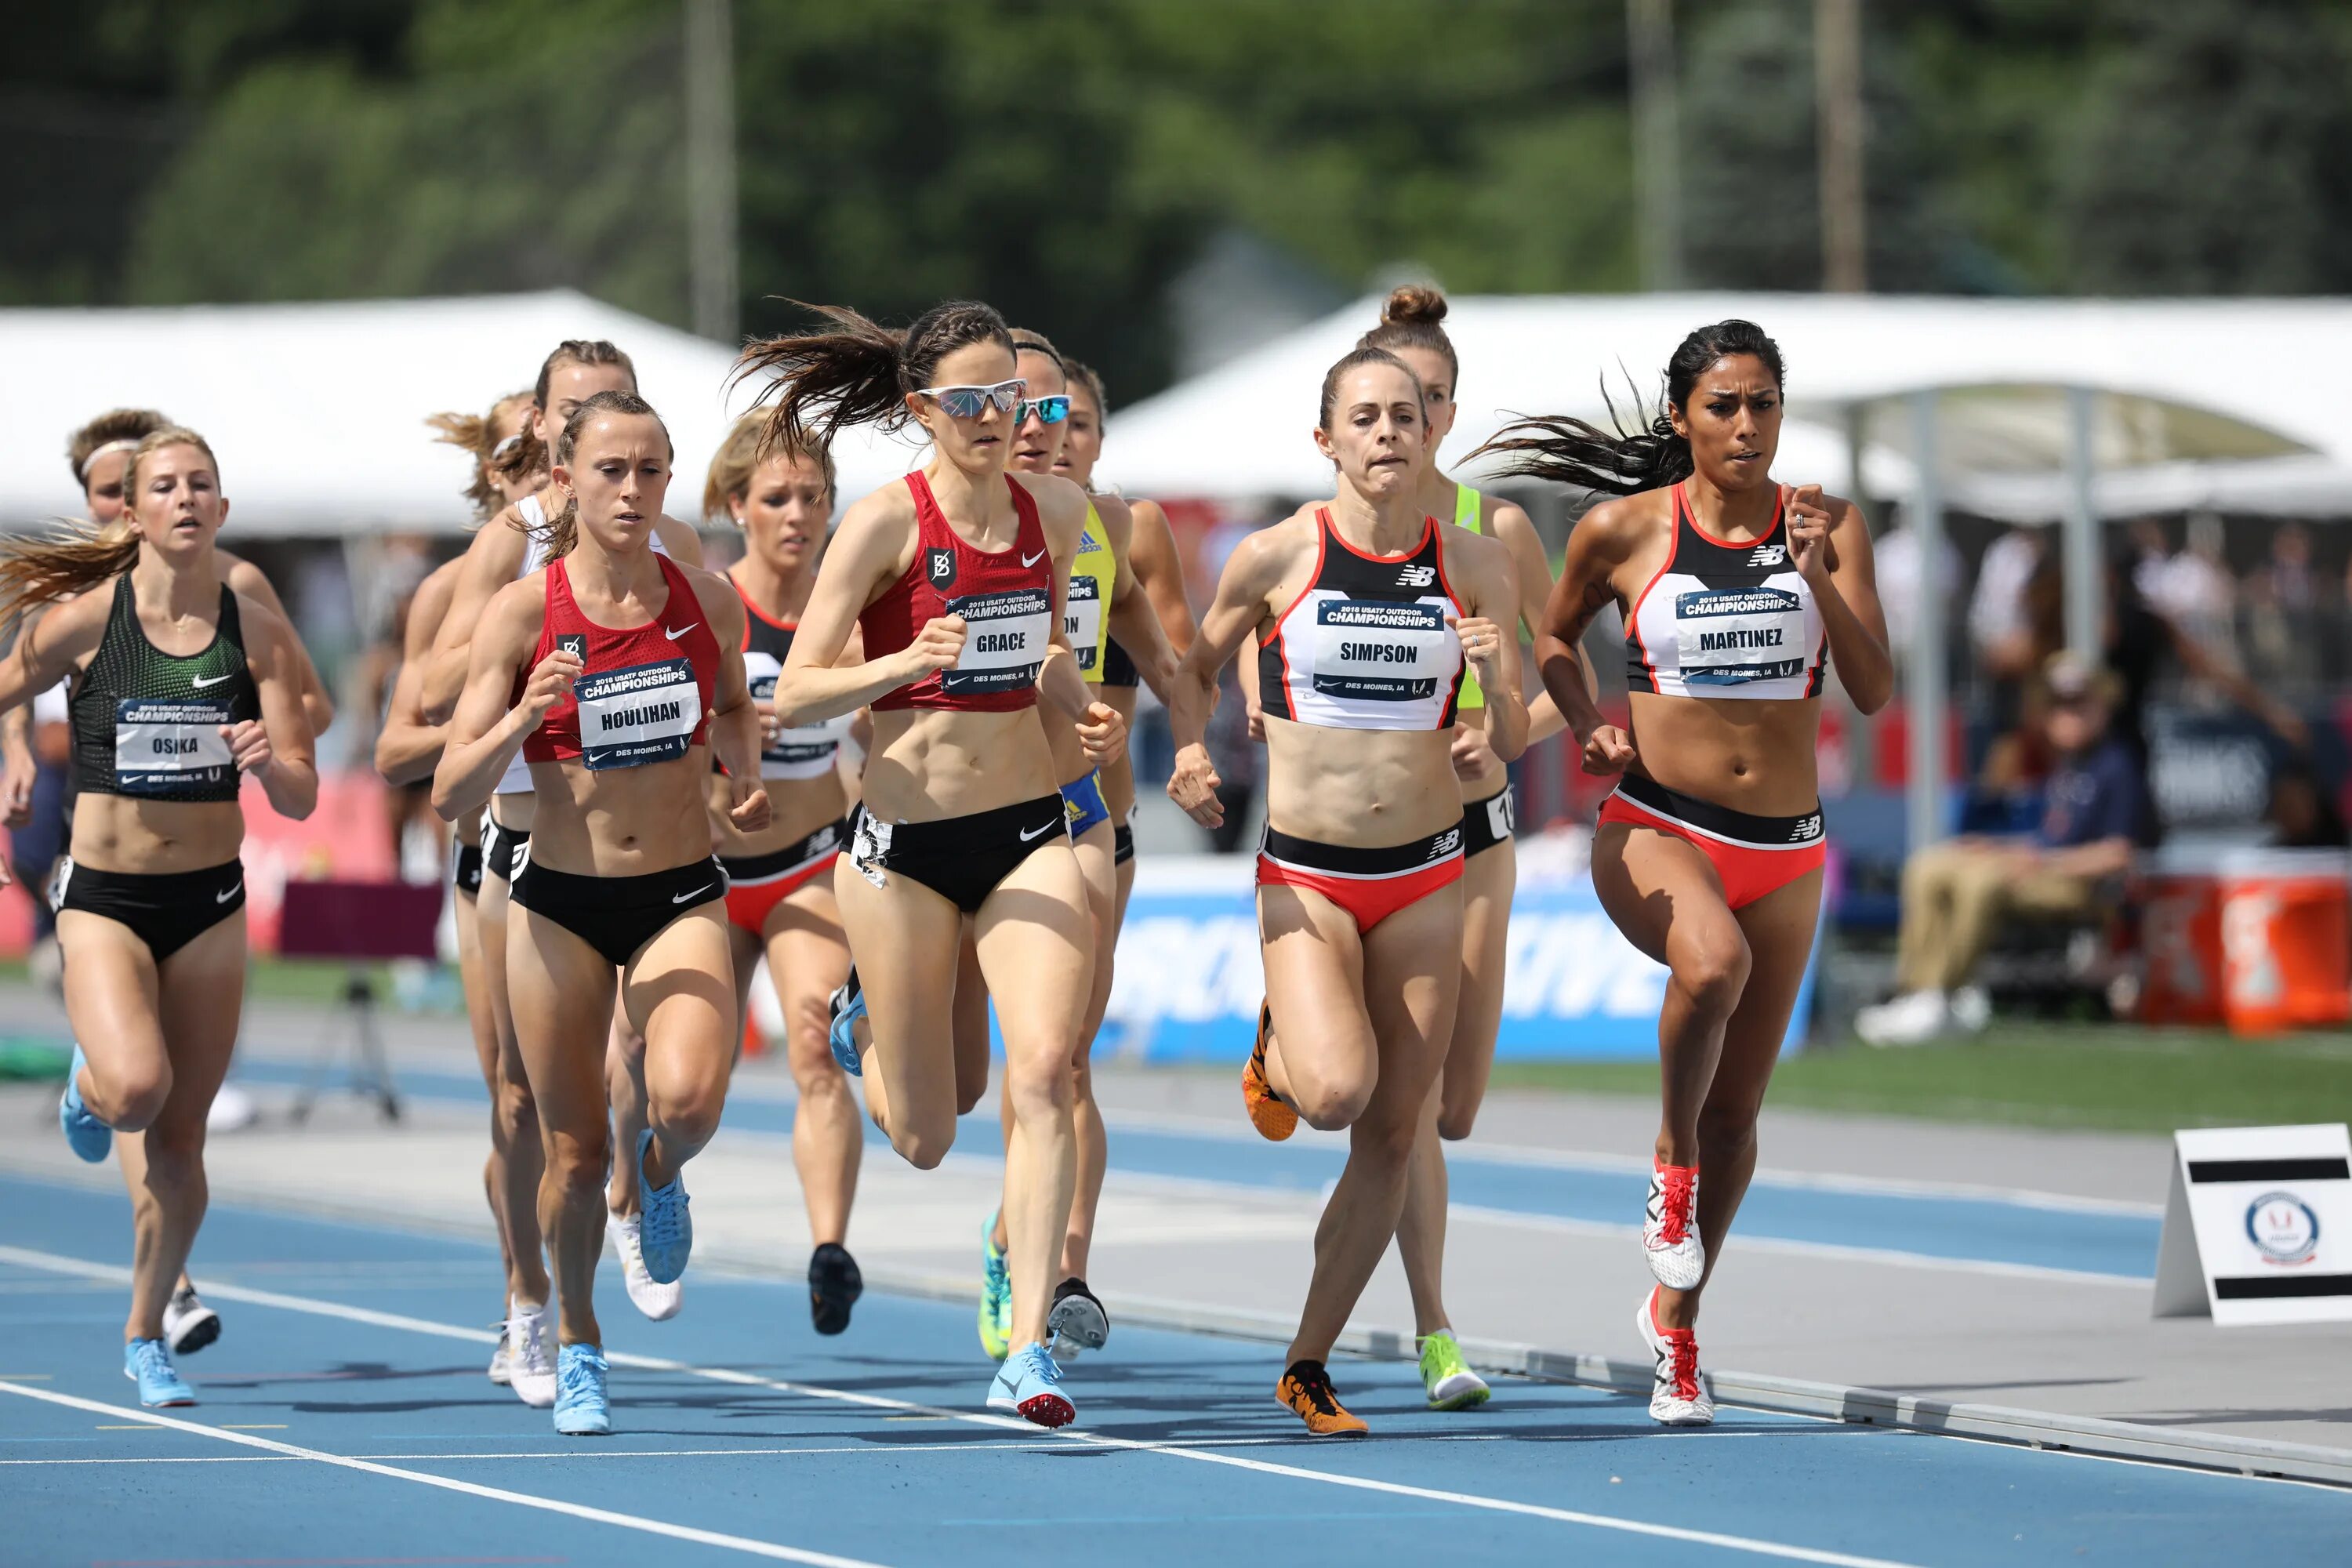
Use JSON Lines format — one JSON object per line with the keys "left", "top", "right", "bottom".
{"left": 426, "top": 390, "right": 535, "bottom": 522}
{"left": 734, "top": 298, "right": 1014, "bottom": 459}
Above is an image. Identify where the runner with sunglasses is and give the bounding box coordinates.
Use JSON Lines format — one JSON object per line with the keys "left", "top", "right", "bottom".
{"left": 1479, "top": 320, "right": 1889, "bottom": 1425}
{"left": 1167, "top": 347, "right": 1526, "bottom": 1436}
{"left": 739, "top": 299, "right": 1120, "bottom": 1427}
{"left": 436, "top": 390, "right": 766, "bottom": 1436}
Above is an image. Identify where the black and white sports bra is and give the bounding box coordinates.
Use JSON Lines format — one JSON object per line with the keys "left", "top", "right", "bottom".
{"left": 1258, "top": 510, "right": 1465, "bottom": 731}
{"left": 1624, "top": 483, "right": 1828, "bottom": 700}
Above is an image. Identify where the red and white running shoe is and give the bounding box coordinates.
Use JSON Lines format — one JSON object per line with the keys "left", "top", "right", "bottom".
{"left": 1635, "top": 1288, "right": 1715, "bottom": 1426}
{"left": 1642, "top": 1158, "right": 1704, "bottom": 1289}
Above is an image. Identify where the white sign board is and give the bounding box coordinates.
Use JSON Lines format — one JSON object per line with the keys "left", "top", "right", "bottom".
{"left": 2152, "top": 1123, "right": 2352, "bottom": 1326}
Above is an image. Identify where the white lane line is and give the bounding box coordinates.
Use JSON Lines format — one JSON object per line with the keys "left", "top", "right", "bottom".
{"left": 1, "top": 1245, "right": 1922, "bottom": 1567}
{"left": 0, "top": 1381, "right": 891, "bottom": 1568}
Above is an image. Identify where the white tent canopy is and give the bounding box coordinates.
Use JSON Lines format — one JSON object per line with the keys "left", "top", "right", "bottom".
{"left": 1097, "top": 292, "right": 2352, "bottom": 521}
{"left": 0, "top": 290, "right": 931, "bottom": 538}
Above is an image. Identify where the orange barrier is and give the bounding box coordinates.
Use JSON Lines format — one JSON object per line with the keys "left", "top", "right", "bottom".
{"left": 2140, "top": 847, "right": 2351, "bottom": 1035}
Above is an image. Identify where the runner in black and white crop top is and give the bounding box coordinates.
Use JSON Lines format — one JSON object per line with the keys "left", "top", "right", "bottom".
{"left": 1624, "top": 482, "right": 1827, "bottom": 700}
{"left": 1256, "top": 508, "right": 1466, "bottom": 731}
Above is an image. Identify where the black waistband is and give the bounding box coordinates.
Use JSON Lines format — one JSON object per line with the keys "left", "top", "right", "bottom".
{"left": 1260, "top": 818, "right": 1466, "bottom": 877}
{"left": 865, "top": 793, "right": 1066, "bottom": 851}
{"left": 1614, "top": 773, "right": 1824, "bottom": 848}
{"left": 512, "top": 855, "right": 728, "bottom": 910}
{"left": 59, "top": 857, "right": 244, "bottom": 895}
{"left": 722, "top": 815, "right": 851, "bottom": 880}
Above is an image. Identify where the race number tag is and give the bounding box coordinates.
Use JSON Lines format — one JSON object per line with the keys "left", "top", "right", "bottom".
{"left": 1065, "top": 575, "right": 1104, "bottom": 674}
{"left": 743, "top": 651, "right": 851, "bottom": 779}
{"left": 574, "top": 657, "right": 702, "bottom": 771}
{"left": 942, "top": 587, "right": 1051, "bottom": 695}
{"left": 1307, "top": 597, "right": 1450, "bottom": 703}
{"left": 114, "top": 698, "right": 235, "bottom": 796}
{"left": 1675, "top": 586, "right": 1807, "bottom": 687}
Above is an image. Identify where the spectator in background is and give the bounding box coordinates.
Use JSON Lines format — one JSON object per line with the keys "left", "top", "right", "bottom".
{"left": 2140, "top": 513, "right": 2237, "bottom": 678}
{"left": 1968, "top": 526, "right": 2043, "bottom": 667}
{"left": 2242, "top": 521, "right": 2327, "bottom": 695}
{"left": 2267, "top": 760, "right": 2349, "bottom": 850}
{"left": 1857, "top": 655, "right": 2148, "bottom": 1047}
{"left": 1870, "top": 503, "right": 1962, "bottom": 655}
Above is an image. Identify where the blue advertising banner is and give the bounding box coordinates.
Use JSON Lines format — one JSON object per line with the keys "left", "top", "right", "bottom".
{"left": 1099, "top": 854, "right": 1823, "bottom": 1062}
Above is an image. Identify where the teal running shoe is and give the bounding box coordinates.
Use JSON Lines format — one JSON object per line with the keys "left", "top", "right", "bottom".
{"left": 634, "top": 1127, "right": 692, "bottom": 1287}
{"left": 987, "top": 1342, "right": 1075, "bottom": 1428}
{"left": 553, "top": 1342, "right": 611, "bottom": 1436}
{"left": 123, "top": 1338, "right": 194, "bottom": 1407}
{"left": 826, "top": 967, "right": 866, "bottom": 1076}
{"left": 978, "top": 1210, "right": 1012, "bottom": 1360}
{"left": 60, "top": 1046, "right": 111, "bottom": 1163}
{"left": 1418, "top": 1329, "right": 1491, "bottom": 1410}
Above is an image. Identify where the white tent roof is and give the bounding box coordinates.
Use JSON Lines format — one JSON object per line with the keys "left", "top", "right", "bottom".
{"left": 0, "top": 290, "right": 933, "bottom": 538}
{"left": 1097, "top": 292, "right": 2352, "bottom": 520}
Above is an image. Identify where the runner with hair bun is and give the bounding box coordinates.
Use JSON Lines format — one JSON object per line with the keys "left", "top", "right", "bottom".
{"left": 1478, "top": 319, "right": 1890, "bottom": 1425}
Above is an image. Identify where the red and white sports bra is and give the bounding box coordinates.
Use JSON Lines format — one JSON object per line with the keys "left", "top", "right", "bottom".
{"left": 1624, "top": 483, "right": 1828, "bottom": 701}
{"left": 860, "top": 472, "right": 1054, "bottom": 713}
{"left": 521, "top": 554, "right": 722, "bottom": 769}
{"left": 1256, "top": 510, "right": 1465, "bottom": 731}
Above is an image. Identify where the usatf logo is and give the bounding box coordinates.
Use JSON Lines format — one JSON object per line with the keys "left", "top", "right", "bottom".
{"left": 1396, "top": 564, "right": 1436, "bottom": 589}
{"left": 926, "top": 548, "right": 957, "bottom": 588}
{"left": 557, "top": 634, "right": 588, "bottom": 662}
{"left": 2245, "top": 1191, "right": 2321, "bottom": 1266}
{"left": 1748, "top": 543, "right": 1788, "bottom": 568}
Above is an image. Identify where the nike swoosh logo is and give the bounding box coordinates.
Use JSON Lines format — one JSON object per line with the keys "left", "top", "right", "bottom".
{"left": 215, "top": 883, "right": 241, "bottom": 904}
{"left": 666, "top": 623, "right": 699, "bottom": 640}
{"left": 1018, "top": 822, "right": 1057, "bottom": 841}
{"left": 672, "top": 884, "right": 715, "bottom": 904}
{"left": 192, "top": 673, "right": 233, "bottom": 689}
{"left": 1021, "top": 550, "right": 1046, "bottom": 568}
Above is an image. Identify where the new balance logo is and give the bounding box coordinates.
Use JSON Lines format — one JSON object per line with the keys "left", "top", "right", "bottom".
{"left": 1748, "top": 543, "right": 1787, "bottom": 568}
{"left": 1428, "top": 827, "right": 1462, "bottom": 858}
{"left": 1791, "top": 814, "right": 1822, "bottom": 843}
{"left": 1396, "top": 564, "right": 1436, "bottom": 589}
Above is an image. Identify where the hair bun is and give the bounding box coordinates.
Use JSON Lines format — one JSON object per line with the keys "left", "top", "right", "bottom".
{"left": 1381, "top": 283, "right": 1449, "bottom": 327}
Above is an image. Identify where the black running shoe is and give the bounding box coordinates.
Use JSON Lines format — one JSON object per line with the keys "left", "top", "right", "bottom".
{"left": 809, "top": 1242, "right": 863, "bottom": 1336}
{"left": 1047, "top": 1276, "right": 1109, "bottom": 1359}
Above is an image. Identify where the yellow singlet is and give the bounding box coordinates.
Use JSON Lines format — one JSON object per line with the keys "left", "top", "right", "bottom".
{"left": 1068, "top": 499, "right": 1116, "bottom": 684}
{"left": 1451, "top": 481, "right": 1487, "bottom": 711}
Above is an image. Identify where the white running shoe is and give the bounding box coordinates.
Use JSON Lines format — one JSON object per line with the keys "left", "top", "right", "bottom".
{"left": 609, "top": 1212, "right": 683, "bottom": 1322}
{"left": 1855, "top": 989, "right": 1949, "bottom": 1048}
{"left": 505, "top": 1301, "right": 557, "bottom": 1409}
{"left": 1642, "top": 1160, "right": 1704, "bottom": 1290}
{"left": 1635, "top": 1289, "right": 1714, "bottom": 1426}
{"left": 162, "top": 1287, "right": 220, "bottom": 1356}
{"left": 1947, "top": 983, "right": 1992, "bottom": 1033}
{"left": 487, "top": 1323, "right": 512, "bottom": 1386}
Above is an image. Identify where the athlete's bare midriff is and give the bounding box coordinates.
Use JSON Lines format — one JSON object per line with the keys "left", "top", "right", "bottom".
{"left": 1263, "top": 717, "right": 1462, "bottom": 847}
{"left": 524, "top": 750, "right": 717, "bottom": 877}
{"left": 67, "top": 794, "right": 244, "bottom": 876}
{"left": 1624, "top": 691, "right": 1821, "bottom": 815}
{"left": 706, "top": 761, "right": 848, "bottom": 858}
{"left": 862, "top": 705, "right": 1059, "bottom": 824}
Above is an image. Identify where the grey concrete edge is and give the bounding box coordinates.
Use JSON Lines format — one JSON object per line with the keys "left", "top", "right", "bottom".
{"left": 9, "top": 1152, "right": 2347, "bottom": 1489}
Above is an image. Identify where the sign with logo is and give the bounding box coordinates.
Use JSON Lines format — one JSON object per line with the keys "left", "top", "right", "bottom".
{"left": 2153, "top": 1123, "right": 2352, "bottom": 1326}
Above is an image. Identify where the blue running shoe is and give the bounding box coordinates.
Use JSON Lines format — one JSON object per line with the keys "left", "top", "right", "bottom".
{"left": 634, "top": 1127, "right": 692, "bottom": 1286}
{"left": 59, "top": 1046, "right": 111, "bottom": 1163}
{"left": 553, "top": 1342, "right": 610, "bottom": 1436}
{"left": 123, "top": 1338, "right": 194, "bottom": 1407}
{"left": 987, "top": 1342, "right": 1075, "bottom": 1428}
{"left": 826, "top": 967, "right": 866, "bottom": 1076}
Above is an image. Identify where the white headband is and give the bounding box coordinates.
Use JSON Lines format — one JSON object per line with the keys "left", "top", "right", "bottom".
{"left": 75, "top": 437, "right": 142, "bottom": 484}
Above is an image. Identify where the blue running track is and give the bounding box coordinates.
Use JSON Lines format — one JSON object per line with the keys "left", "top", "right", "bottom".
{"left": 3, "top": 1173, "right": 2344, "bottom": 1568}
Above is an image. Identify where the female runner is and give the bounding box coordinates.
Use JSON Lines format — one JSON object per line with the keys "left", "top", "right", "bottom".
{"left": 0, "top": 427, "right": 318, "bottom": 1406}
{"left": 742, "top": 298, "right": 1120, "bottom": 1426}
{"left": 700, "top": 412, "right": 868, "bottom": 1335}
{"left": 1167, "top": 347, "right": 1525, "bottom": 1435}
{"left": 1356, "top": 285, "right": 1570, "bottom": 1410}
{"left": 1481, "top": 320, "right": 1890, "bottom": 1424}
{"left": 437, "top": 389, "right": 764, "bottom": 1436}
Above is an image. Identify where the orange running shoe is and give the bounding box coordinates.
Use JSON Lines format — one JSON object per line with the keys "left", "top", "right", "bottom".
{"left": 1276, "top": 1359, "right": 1368, "bottom": 1436}
{"left": 1241, "top": 1001, "right": 1298, "bottom": 1142}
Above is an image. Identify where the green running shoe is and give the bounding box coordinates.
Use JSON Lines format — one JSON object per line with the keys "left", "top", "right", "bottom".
{"left": 978, "top": 1210, "right": 1013, "bottom": 1361}
{"left": 1418, "top": 1330, "right": 1490, "bottom": 1410}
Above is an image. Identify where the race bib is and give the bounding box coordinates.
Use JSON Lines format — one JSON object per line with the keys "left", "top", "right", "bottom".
{"left": 745, "top": 652, "right": 851, "bottom": 779}
{"left": 1065, "top": 575, "right": 1104, "bottom": 674}
{"left": 1307, "top": 597, "right": 1451, "bottom": 703}
{"left": 114, "top": 697, "right": 235, "bottom": 796}
{"left": 574, "top": 657, "right": 702, "bottom": 771}
{"left": 943, "top": 586, "right": 1051, "bottom": 695}
{"left": 1675, "top": 586, "right": 1806, "bottom": 686}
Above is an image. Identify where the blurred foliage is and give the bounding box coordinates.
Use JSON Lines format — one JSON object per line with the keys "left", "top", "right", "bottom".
{"left": 5, "top": 0, "right": 2351, "bottom": 401}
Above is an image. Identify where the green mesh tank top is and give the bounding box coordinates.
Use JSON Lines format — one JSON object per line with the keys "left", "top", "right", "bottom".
{"left": 71, "top": 574, "right": 260, "bottom": 802}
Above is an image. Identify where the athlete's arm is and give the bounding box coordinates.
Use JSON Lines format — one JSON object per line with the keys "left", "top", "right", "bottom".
{"left": 1126, "top": 499, "right": 1197, "bottom": 655}
{"left": 1028, "top": 474, "right": 1127, "bottom": 768}
{"left": 222, "top": 554, "right": 336, "bottom": 738}
{"left": 695, "top": 572, "right": 770, "bottom": 833}
{"left": 0, "top": 706, "right": 31, "bottom": 829}
{"left": 433, "top": 579, "right": 576, "bottom": 819}
{"left": 655, "top": 514, "right": 707, "bottom": 568}
{"left": 771, "top": 492, "right": 960, "bottom": 727}
{"left": 1794, "top": 485, "right": 1893, "bottom": 716}
{"left": 1488, "top": 498, "right": 1572, "bottom": 745}
{"left": 233, "top": 597, "right": 321, "bottom": 820}
{"left": 1101, "top": 497, "right": 1178, "bottom": 701}
{"left": 374, "top": 562, "right": 462, "bottom": 786}
{"left": 1537, "top": 496, "right": 1647, "bottom": 775}
{"left": 1166, "top": 528, "right": 1290, "bottom": 829}
{"left": 423, "top": 508, "right": 532, "bottom": 720}
{"left": 0, "top": 593, "right": 105, "bottom": 716}
{"left": 1449, "top": 532, "right": 1528, "bottom": 763}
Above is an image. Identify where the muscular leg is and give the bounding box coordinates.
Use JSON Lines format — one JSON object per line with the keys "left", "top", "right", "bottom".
{"left": 452, "top": 890, "right": 517, "bottom": 1307}
{"left": 478, "top": 869, "right": 550, "bottom": 1308}
{"left": 953, "top": 922, "right": 991, "bottom": 1116}
{"left": 506, "top": 909, "right": 620, "bottom": 1348}
{"left": 766, "top": 884, "right": 859, "bottom": 1246}
{"left": 603, "top": 1002, "right": 651, "bottom": 1219}
{"left": 835, "top": 858, "right": 968, "bottom": 1168}
{"left": 626, "top": 906, "right": 735, "bottom": 1189}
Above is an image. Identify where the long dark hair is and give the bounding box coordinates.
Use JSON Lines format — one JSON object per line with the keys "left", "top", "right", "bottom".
{"left": 1472, "top": 319, "right": 1785, "bottom": 495}
{"left": 732, "top": 299, "right": 1014, "bottom": 459}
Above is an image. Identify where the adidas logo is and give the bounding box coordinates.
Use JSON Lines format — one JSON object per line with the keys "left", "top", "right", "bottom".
{"left": 1748, "top": 543, "right": 1788, "bottom": 568}
{"left": 1396, "top": 564, "right": 1436, "bottom": 588}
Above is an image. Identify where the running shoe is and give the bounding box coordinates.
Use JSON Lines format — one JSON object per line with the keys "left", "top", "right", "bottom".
{"left": 122, "top": 1338, "right": 194, "bottom": 1408}
{"left": 1635, "top": 1288, "right": 1715, "bottom": 1426}
{"left": 506, "top": 1301, "right": 558, "bottom": 1408}
{"left": 826, "top": 967, "right": 866, "bottom": 1077}
{"left": 1642, "top": 1158, "right": 1704, "bottom": 1290}
{"left": 608, "top": 1212, "right": 684, "bottom": 1321}
{"left": 1240, "top": 1001, "right": 1297, "bottom": 1142}
{"left": 986, "top": 1342, "right": 1076, "bottom": 1428}
{"left": 162, "top": 1286, "right": 220, "bottom": 1356}
{"left": 633, "top": 1127, "right": 693, "bottom": 1286}
{"left": 1276, "top": 1359, "right": 1367, "bottom": 1436}
{"left": 1417, "top": 1329, "right": 1490, "bottom": 1410}
{"left": 58, "top": 1045, "right": 111, "bottom": 1163}
{"left": 553, "top": 1342, "right": 611, "bottom": 1436}
{"left": 1047, "top": 1276, "right": 1109, "bottom": 1360}
{"left": 808, "top": 1242, "right": 862, "bottom": 1336}
{"left": 487, "top": 1322, "right": 512, "bottom": 1385}
{"left": 977, "top": 1211, "right": 1013, "bottom": 1361}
